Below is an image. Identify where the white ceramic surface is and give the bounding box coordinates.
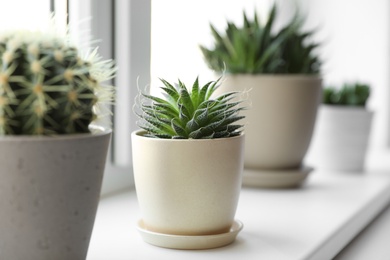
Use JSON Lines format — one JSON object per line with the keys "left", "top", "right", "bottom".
{"left": 0, "top": 130, "right": 111, "bottom": 260}
{"left": 136, "top": 219, "right": 243, "bottom": 250}
{"left": 216, "top": 75, "right": 322, "bottom": 170}
{"left": 306, "top": 105, "right": 373, "bottom": 172}
{"left": 242, "top": 166, "right": 314, "bottom": 188}
{"left": 132, "top": 130, "right": 244, "bottom": 236}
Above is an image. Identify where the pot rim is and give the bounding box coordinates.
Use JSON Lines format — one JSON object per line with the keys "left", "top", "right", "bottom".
{"left": 321, "top": 104, "right": 374, "bottom": 113}
{"left": 0, "top": 125, "right": 111, "bottom": 141}
{"left": 132, "top": 129, "right": 244, "bottom": 143}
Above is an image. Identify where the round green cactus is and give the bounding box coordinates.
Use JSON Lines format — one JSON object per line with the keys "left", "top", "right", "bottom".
{"left": 0, "top": 30, "right": 116, "bottom": 135}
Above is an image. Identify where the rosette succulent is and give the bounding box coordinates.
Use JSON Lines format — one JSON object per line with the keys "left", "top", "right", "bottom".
{"left": 199, "top": 3, "right": 321, "bottom": 74}
{"left": 135, "top": 77, "right": 245, "bottom": 139}
{"left": 0, "top": 30, "right": 116, "bottom": 135}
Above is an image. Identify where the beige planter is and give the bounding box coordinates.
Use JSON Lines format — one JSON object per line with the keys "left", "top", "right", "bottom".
{"left": 305, "top": 105, "right": 373, "bottom": 172}
{"left": 132, "top": 130, "right": 244, "bottom": 237}
{"left": 218, "top": 75, "right": 322, "bottom": 170}
{"left": 0, "top": 129, "right": 111, "bottom": 260}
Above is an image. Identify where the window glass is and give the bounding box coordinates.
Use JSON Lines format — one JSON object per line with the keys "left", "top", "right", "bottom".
{"left": 151, "top": 0, "right": 271, "bottom": 85}
{"left": 0, "top": 0, "right": 51, "bottom": 31}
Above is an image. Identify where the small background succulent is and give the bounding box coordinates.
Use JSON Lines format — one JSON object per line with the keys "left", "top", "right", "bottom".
{"left": 323, "top": 83, "right": 370, "bottom": 106}
{"left": 0, "top": 29, "right": 116, "bottom": 135}
{"left": 134, "top": 77, "right": 245, "bottom": 139}
{"left": 199, "top": 3, "right": 321, "bottom": 74}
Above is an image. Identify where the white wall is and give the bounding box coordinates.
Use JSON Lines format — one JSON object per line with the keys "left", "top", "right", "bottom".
{"left": 294, "top": 0, "right": 389, "bottom": 149}
{"left": 0, "top": 0, "right": 51, "bottom": 31}
{"left": 151, "top": 0, "right": 272, "bottom": 85}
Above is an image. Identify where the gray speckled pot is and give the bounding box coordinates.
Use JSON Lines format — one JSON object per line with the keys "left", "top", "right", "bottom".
{"left": 0, "top": 130, "right": 111, "bottom": 260}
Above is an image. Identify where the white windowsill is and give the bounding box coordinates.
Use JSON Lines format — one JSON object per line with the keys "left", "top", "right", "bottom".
{"left": 87, "top": 150, "right": 390, "bottom": 260}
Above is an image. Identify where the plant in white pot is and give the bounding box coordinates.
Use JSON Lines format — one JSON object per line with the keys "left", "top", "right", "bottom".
{"left": 0, "top": 29, "right": 115, "bottom": 260}
{"left": 132, "top": 76, "right": 245, "bottom": 249}
{"left": 199, "top": 3, "right": 322, "bottom": 188}
{"left": 305, "top": 83, "right": 373, "bottom": 172}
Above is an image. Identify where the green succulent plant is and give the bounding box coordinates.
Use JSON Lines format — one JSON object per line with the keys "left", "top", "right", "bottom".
{"left": 135, "top": 77, "right": 245, "bottom": 139}
{"left": 323, "top": 83, "right": 370, "bottom": 106}
{"left": 199, "top": 3, "right": 321, "bottom": 74}
{"left": 0, "top": 30, "right": 116, "bottom": 135}
{"left": 278, "top": 29, "right": 321, "bottom": 74}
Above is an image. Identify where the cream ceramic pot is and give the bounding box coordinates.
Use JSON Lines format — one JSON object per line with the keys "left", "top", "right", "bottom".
{"left": 305, "top": 105, "right": 373, "bottom": 172}
{"left": 218, "top": 75, "right": 322, "bottom": 170}
{"left": 132, "top": 130, "right": 244, "bottom": 236}
{"left": 0, "top": 130, "right": 111, "bottom": 260}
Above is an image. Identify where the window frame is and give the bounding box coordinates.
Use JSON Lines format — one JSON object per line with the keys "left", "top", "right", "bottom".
{"left": 67, "top": 0, "right": 151, "bottom": 196}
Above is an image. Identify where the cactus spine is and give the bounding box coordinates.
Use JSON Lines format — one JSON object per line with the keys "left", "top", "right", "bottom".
{"left": 0, "top": 30, "right": 115, "bottom": 135}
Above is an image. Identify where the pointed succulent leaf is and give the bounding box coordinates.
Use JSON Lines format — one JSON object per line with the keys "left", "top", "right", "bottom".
{"left": 199, "top": 3, "right": 321, "bottom": 74}
{"left": 171, "top": 118, "right": 187, "bottom": 138}
{"left": 220, "top": 115, "right": 245, "bottom": 127}
{"left": 205, "top": 76, "right": 222, "bottom": 100}
{"left": 210, "top": 24, "right": 224, "bottom": 43}
{"left": 159, "top": 78, "right": 177, "bottom": 91}
{"left": 213, "top": 129, "right": 229, "bottom": 138}
{"left": 142, "top": 115, "right": 175, "bottom": 135}
{"left": 198, "top": 81, "right": 213, "bottom": 104}
{"left": 178, "top": 88, "right": 194, "bottom": 116}
{"left": 227, "top": 124, "right": 243, "bottom": 133}
{"left": 243, "top": 11, "right": 250, "bottom": 28}
{"left": 178, "top": 103, "right": 190, "bottom": 124}
{"left": 194, "top": 108, "right": 208, "bottom": 126}
{"left": 161, "top": 87, "right": 180, "bottom": 104}
{"left": 197, "top": 99, "right": 218, "bottom": 110}
{"left": 188, "top": 128, "right": 203, "bottom": 139}
{"left": 261, "top": 3, "right": 277, "bottom": 49}
{"left": 154, "top": 103, "right": 179, "bottom": 117}
{"left": 186, "top": 118, "right": 200, "bottom": 133}
{"left": 191, "top": 76, "right": 200, "bottom": 106}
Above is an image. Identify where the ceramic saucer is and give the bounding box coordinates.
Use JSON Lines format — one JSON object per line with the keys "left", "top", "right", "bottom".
{"left": 242, "top": 165, "right": 314, "bottom": 188}
{"left": 136, "top": 219, "right": 243, "bottom": 250}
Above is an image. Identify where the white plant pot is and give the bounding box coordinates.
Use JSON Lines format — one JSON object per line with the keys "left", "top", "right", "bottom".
{"left": 0, "top": 130, "right": 111, "bottom": 260}
{"left": 132, "top": 130, "right": 244, "bottom": 236}
{"left": 305, "top": 105, "right": 373, "bottom": 172}
{"left": 218, "top": 74, "right": 322, "bottom": 170}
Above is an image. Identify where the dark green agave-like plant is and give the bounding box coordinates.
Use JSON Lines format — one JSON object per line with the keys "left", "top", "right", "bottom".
{"left": 323, "top": 83, "right": 370, "bottom": 106}
{"left": 135, "top": 77, "right": 245, "bottom": 139}
{"left": 0, "top": 30, "right": 116, "bottom": 135}
{"left": 199, "top": 3, "right": 321, "bottom": 74}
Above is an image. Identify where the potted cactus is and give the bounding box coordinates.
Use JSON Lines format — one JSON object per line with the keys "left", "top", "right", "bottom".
{"left": 0, "top": 29, "right": 115, "bottom": 260}
{"left": 132, "top": 76, "right": 245, "bottom": 249}
{"left": 306, "top": 83, "right": 373, "bottom": 172}
{"left": 199, "top": 3, "right": 322, "bottom": 188}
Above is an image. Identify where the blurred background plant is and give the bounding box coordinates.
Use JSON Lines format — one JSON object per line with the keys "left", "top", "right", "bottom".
{"left": 199, "top": 3, "right": 321, "bottom": 74}
{"left": 323, "top": 83, "right": 370, "bottom": 107}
